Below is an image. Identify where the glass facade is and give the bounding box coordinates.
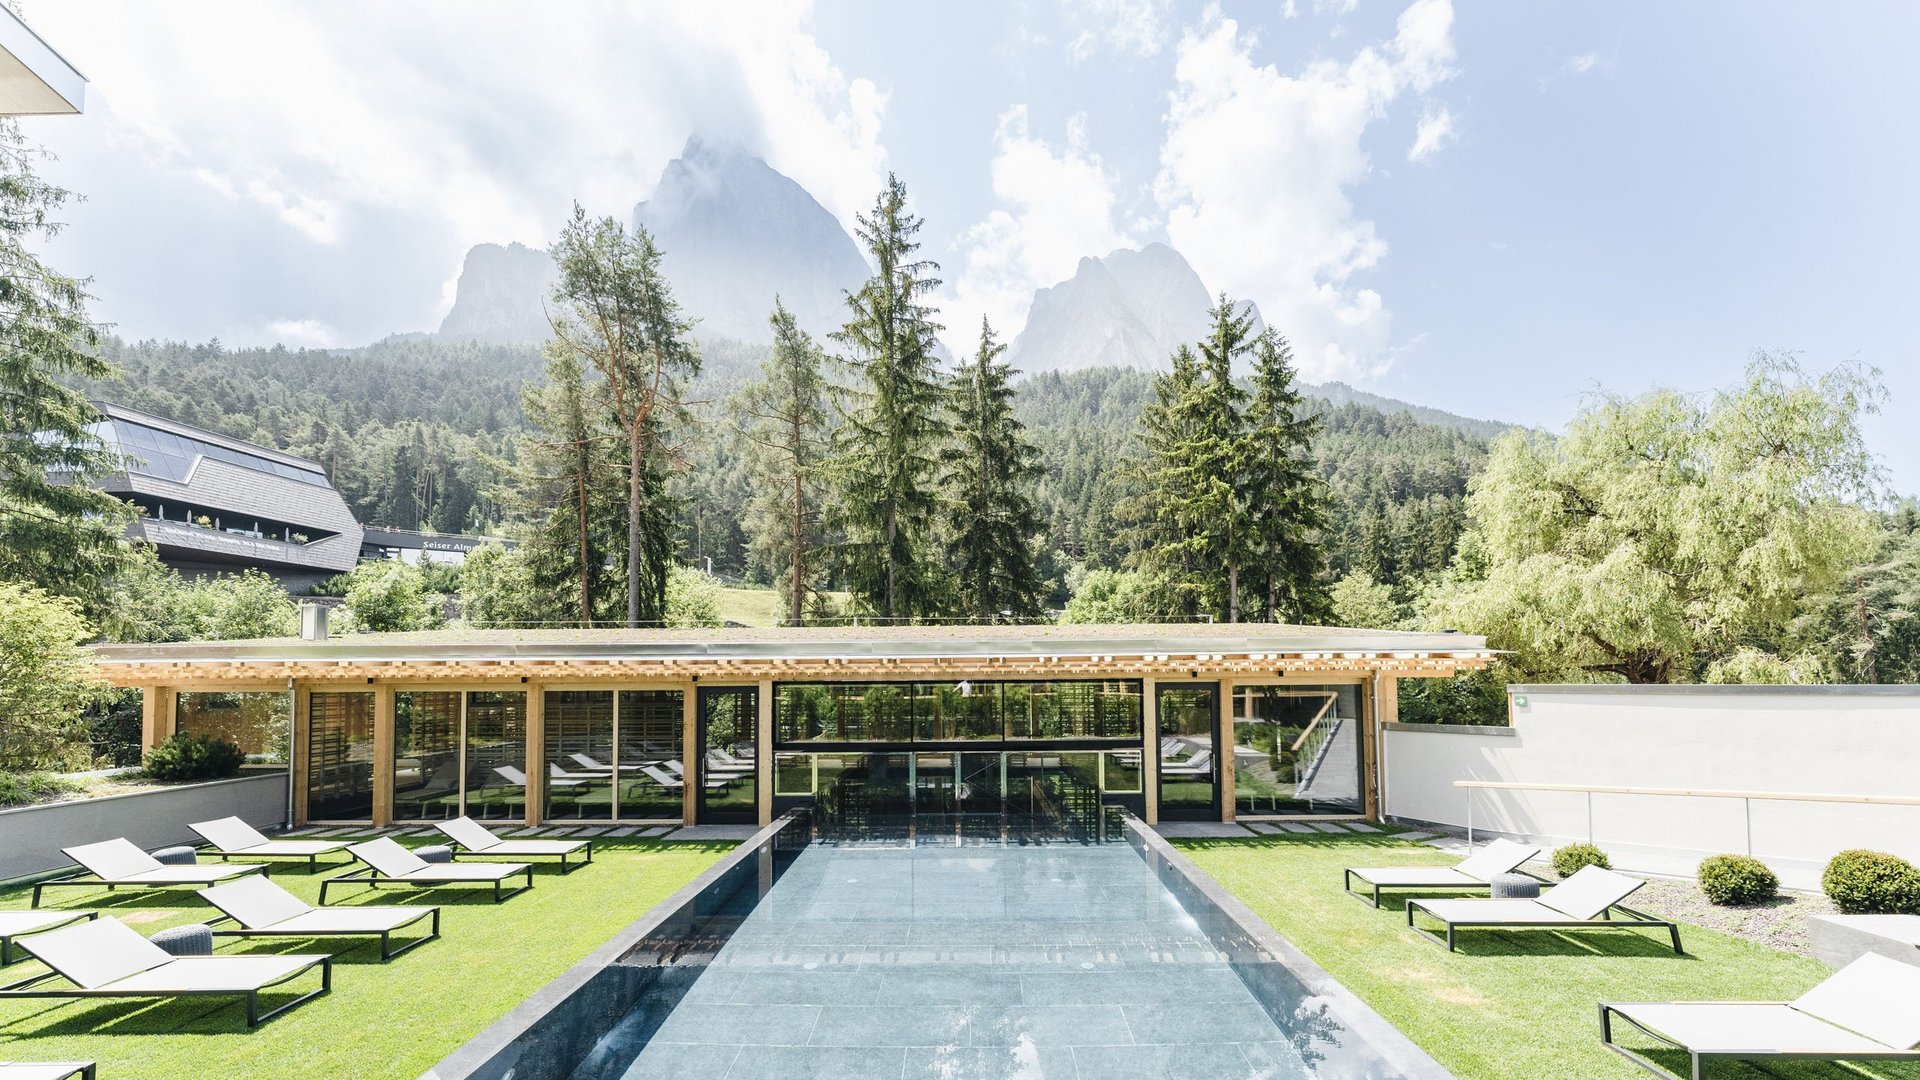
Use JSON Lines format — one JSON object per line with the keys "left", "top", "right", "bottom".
{"left": 307, "top": 691, "right": 374, "bottom": 820}
{"left": 775, "top": 680, "right": 1142, "bottom": 745}
{"left": 394, "top": 691, "right": 461, "bottom": 820}
{"left": 1231, "top": 683, "right": 1364, "bottom": 816}
{"left": 619, "top": 689, "right": 685, "bottom": 820}
{"left": 699, "top": 687, "right": 757, "bottom": 823}
{"left": 464, "top": 691, "right": 528, "bottom": 820}
{"left": 545, "top": 691, "right": 616, "bottom": 820}
{"left": 176, "top": 691, "right": 290, "bottom": 762}
{"left": 1157, "top": 684, "right": 1220, "bottom": 820}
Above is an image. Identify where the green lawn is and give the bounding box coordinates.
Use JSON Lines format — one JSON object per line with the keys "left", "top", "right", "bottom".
{"left": 0, "top": 836, "right": 730, "bottom": 1079}
{"left": 1176, "top": 831, "right": 1920, "bottom": 1080}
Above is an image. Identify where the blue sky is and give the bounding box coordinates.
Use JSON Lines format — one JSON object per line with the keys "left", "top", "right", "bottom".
{"left": 20, "top": 1, "right": 1920, "bottom": 489}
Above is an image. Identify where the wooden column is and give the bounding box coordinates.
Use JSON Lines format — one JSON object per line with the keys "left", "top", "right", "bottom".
{"left": 371, "top": 684, "right": 395, "bottom": 826}
{"left": 524, "top": 685, "right": 545, "bottom": 826}
{"left": 681, "top": 683, "right": 699, "bottom": 826}
{"left": 291, "top": 686, "right": 311, "bottom": 827}
{"left": 1218, "top": 680, "right": 1236, "bottom": 823}
{"left": 1366, "top": 672, "right": 1398, "bottom": 822}
{"left": 139, "top": 686, "right": 175, "bottom": 753}
{"left": 1141, "top": 676, "right": 1159, "bottom": 825}
{"left": 756, "top": 680, "right": 774, "bottom": 827}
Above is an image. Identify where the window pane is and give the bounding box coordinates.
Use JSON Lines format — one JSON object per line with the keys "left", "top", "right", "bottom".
{"left": 394, "top": 691, "right": 460, "bottom": 820}
{"left": 1232, "top": 683, "right": 1363, "bottom": 816}
{"left": 699, "top": 687, "right": 757, "bottom": 824}
{"left": 177, "top": 691, "right": 289, "bottom": 762}
{"left": 463, "top": 691, "right": 526, "bottom": 821}
{"left": 307, "top": 691, "right": 374, "bottom": 820}
{"left": 619, "top": 689, "right": 683, "bottom": 820}
{"left": 545, "top": 691, "right": 614, "bottom": 820}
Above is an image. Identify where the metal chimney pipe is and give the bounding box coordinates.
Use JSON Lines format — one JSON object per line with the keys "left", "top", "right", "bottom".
{"left": 298, "top": 602, "right": 330, "bottom": 641}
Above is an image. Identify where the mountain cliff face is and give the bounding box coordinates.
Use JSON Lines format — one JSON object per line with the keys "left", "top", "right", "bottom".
{"left": 634, "top": 136, "right": 870, "bottom": 344}
{"left": 1008, "top": 243, "right": 1261, "bottom": 374}
{"left": 435, "top": 242, "right": 556, "bottom": 342}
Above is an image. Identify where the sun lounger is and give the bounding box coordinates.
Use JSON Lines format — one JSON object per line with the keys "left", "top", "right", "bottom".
{"left": 199, "top": 876, "right": 438, "bottom": 961}
{"left": 1601, "top": 953, "right": 1920, "bottom": 1080}
{"left": 433, "top": 816, "right": 593, "bottom": 872}
{"left": 643, "top": 763, "right": 726, "bottom": 791}
{"left": 33, "top": 838, "right": 266, "bottom": 908}
{"left": 570, "top": 753, "right": 645, "bottom": 773}
{"left": 0, "top": 916, "right": 329, "bottom": 1027}
{"left": 0, "top": 1062, "right": 94, "bottom": 1080}
{"left": 1343, "top": 837, "right": 1542, "bottom": 907}
{"left": 1407, "top": 865, "right": 1682, "bottom": 953}
{"left": 494, "top": 764, "right": 585, "bottom": 790}
{"left": 189, "top": 816, "right": 352, "bottom": 873}
{"left": 321, "top": 837, "right": 533, "bottom": 904}
{"left": 0, "top": 911, "right": 97, "bottom": 966}
{"left": 1160, "top": 749, "right": 1214, "bottom": 777}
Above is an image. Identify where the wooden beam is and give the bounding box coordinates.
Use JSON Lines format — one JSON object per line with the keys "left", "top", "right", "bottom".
{"left": 291, "top": 685, "right": 311, "bottom": 827}
{"left": 371, "top": 684, "right": 395, "bottom": 826}
{"left": 524, "top": 685, "right": 545, "bottom": 826}
{"left": 756, "top": 680, "right": 774, "bottom": 827}
{"left": 1366, "top": 673, "right": 1398, "bottom": 822}
{"left": 139, "top": 685, "right": 174, "bottom": 754}
{"left": 1141, "top": 676, "right": 1158, "bottom": 826}
{"left": 681, "top": 684, "right": 698, "bottom": 826}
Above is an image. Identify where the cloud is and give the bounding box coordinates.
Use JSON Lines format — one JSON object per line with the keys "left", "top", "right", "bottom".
{"left": 259, "top": 319, "right": 339, "bottom": 348}
{"left": 1154, "top": 0, "right": 1457, "bottom": 380}
{"left": 1540, "top": 50, "right": 1607, "bottom": 91}
{"left": 1063, "top": 0, "right": 1171, "bottom": 61}
{"left": 1407, "top": 104, "right": 1457, "bottom": 162}
{"left": 1568, "top": 52, "right": 1599, "bottom": 74}
{"left": 946, "top": 107, "right": 1134, "bottom": 352}
{"left": 24, "top": 0, "right": 888, "bottom": 342}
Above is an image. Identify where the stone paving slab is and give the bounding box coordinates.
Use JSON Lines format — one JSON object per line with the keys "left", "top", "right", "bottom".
{"left": 1303, "top": 822, "right": 1348, "bottom": 834}
{"left": 572, "top": 827, "right": 611, "bottom": 837}
{"left": 608, "top": 826, "right": 642, "bottom": 837}
{"left": 1393, "top": 830, "right": 1439, "bottom": 842}
{"left": 641, "top": 826, "right": 675, "bottom": 836}
{"left": 1276, "top": 823, "right": 1316, "bottom": 834}
{"left": 1244, "top": 822, "right": 1281, "bottom": 835}
{"left": 508, "top": 827, "right": 543, "bottom": 837}
{"left": 1342, "top": 821, "right": 1381, "bottom": 833}
{"left": 1152, "top": 823, "right": 1253, "bottom": 839}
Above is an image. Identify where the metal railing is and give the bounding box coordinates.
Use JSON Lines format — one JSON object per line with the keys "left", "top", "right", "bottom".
{"left": 1455, "top": 780, "right": 1920, "bottom": 854}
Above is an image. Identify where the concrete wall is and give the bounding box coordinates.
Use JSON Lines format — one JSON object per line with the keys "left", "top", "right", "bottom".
{"left": 1382, "top": 686, "right": 1920, "bottom": 890}
{"left": 0, "top": 771, "right": 289, "bottom": 883}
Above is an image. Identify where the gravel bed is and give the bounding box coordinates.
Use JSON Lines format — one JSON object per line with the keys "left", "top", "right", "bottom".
{"left": 1517, "top": 857, "right": 1835, "bottom": 958}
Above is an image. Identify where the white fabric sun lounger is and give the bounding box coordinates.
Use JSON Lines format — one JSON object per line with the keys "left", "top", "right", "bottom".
{"left": 0, "top": 1062, "right": 94, "bottom": 1080}
{"left": 0, "top": 911, "right": 97, "bottom": 966}
{"left": 322, "top": 837, "right": 533, "bottom": 904}
{"left": 494, "top": 764, "right": 585, "bottom": 790}
{"left": 643, "top": 764, "right": 725, "bottom": 791}
{"left": 1407, "top": 866, "right": 1682, "bottom": 953}
{"left": 190, "top": 816, "right": 351, "bottom": 873}
{"left": 1601, "top": 953, "right": 1920, "bottom": 1080}
{"left": 0, "top": 916, "right": 329, "bottom": 1027}
{"left": 1160, "top": 749, "right": 1213, "bottom": 777}
{"left": 570, "top": 753, "right": 645, "bottom": 773}
{"left": 200, "top": 876, "right": 439, "bottom": 961}
{"left": 1343, "top": 838, "right": 1542, "bottom": 907}
{"left": 433, "top": 816, "right": 593, "bottom": 872}
{"left": 34, "top": 838, "right": 266, "bottom": 908}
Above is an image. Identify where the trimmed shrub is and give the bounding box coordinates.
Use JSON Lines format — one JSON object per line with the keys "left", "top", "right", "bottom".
{"left": 143, "top": 733, "right": 245, "bottom": 783}
{"left": 1697, "top": 854, "right": 1778, "bottom": 906}
{"left": 1551, "top": 843, "right": 1611, "bottom": 877}
{"left": 1822, "top": 849, "right": 1920, "bottom": 914}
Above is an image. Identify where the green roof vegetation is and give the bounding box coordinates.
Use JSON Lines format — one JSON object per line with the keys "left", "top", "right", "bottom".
{"left": 0, "top": 835, "right": 728, "bottom": 1079}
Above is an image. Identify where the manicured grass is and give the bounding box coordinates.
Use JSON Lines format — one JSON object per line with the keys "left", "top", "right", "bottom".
{"left": 1176, "top": 832, "right": 1920, "bottom": 1080}
{"left": 0, "top": 836, "right": 730, "bottom": 1079}
{"left": 714, "top": 586, "right": 783, "bottom": 627}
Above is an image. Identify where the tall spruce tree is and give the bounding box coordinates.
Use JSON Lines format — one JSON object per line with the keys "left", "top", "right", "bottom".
{"left": 1190, "top": 296, "right": 1257, "bottom": 620}
{"left": 735, "top": 299, "right": 832, "bottom": 625}
{"left": 1126, "top": 345, "right": 1206, "bottom": 620}
{"left": 548, "top": 206, "right": 697, "bottom": 626}
{"left": 830, "top": 175, "right": 947, "bottom": 620}
{"left": 942, "top": 318, "right": 1044, "bottom": 621}
{"left": 516, "top": 342, "right": 621, "bottom": 626}
{"left": 0, "top": 121, "right": 130, "bottom": 604}
{"left": 1243, "top": 328, "right": 1330, "bottom": 622}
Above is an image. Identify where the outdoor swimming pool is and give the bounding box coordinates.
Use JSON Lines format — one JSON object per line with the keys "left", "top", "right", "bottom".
{"left": 428, "top": 816, "right": 1447, "bottom": 1080}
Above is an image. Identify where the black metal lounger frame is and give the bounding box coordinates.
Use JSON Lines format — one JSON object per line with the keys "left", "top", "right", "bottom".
{"left": 3, "top": 1065, "right": 96, "bottom": 1080}
{"left": 453, "top": 840, "right": 593, "bottom": 873}
{"left": 0, "top": 954, "right": 331, "bottom": 1027}
{"left": 206, "top": 907, "right": 441, "bottom": 961}
{"left": 1341, "top": 868, "right": 1548, "bottom": 908}
{"left": 319, "top": 865, "right": 534, "bottom": 904}
{"left": 30, "top": 863, "right": 267, "bottom": 908}
{"left": 206, "top": 845, "right": 355, "bottom": 874}
{"left": 1405, "top": 898, "right": 1683, "bottom": 953}
{"left": 0, "top": 912, "right": 98, "bottom": 966}
{"left": 1596, "top": 1001, "right": 1920, "bottom": 1080}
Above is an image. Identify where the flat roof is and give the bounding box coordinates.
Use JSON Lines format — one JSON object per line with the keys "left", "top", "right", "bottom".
{"left": 0, "top": 8, "right": 83, "bottom": 115}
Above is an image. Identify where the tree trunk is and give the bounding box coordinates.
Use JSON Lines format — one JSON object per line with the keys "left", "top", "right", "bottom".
{"left": 576, "top": 463, "right": 591, "bottom": 628}
{"left": 1227, "top": 564, "right": 1240, "bottom": 623}
{"left": 790, "top": 468, "right": 805, "bottom": 627}
{"left": 627, "top": 421, "right": 643, "bottom": 628}
{"left": 885, "top": 503, "right": 897, "bottom": 620}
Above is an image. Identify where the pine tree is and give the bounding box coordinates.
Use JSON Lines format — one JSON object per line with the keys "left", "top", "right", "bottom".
{"left": 515, "top": 343, "right": 621, "bottom": 626}
{"left": 830, "top": 175, "right": 947, "bottom": 620}
{"left": 942, "top": 318, "right": 1044, "bottom": 621}
{"left": 1243, "top": 328, "right": 1330, "bottom": 622}
{"left": 1126, "top": 345, "right": 1206, "bottom": 620}
{"left": 0, "top": 121, "right": 131, "bottom": 605}
{"left": 736, "top": 299, "right": 833, "bottom": 626}
{"left": 548, "top": 206, "right": 698, "bottom": 626}
{"left": 1189, "top": 296, "right": 1257, "bottom": 620}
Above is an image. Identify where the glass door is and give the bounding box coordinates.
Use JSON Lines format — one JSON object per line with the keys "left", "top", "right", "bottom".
{"left": 698, "top": 686, "right": 758, "bottom": 824}
{"left": 1157, "top": 683, "right": 1220, "bottom": 820}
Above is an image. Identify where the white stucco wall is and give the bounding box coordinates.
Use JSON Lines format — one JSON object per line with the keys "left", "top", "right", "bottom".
{"left": 1382, "top": 686, "right": 1920, "bottom": 890}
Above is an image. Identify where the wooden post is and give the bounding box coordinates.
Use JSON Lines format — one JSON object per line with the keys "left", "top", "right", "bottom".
{"left": 139, "top": 685, "right": 175, "bottom": 753}
{"left": 756, "top": 680, "right": 774, "bottom": 827}
{"left": 371, "top": 684, "right": 395, "bottom": 826}
{"left": 291, "top": 686, "right": 311, "bottom": 827}
{"left": 681, "top": 684, "right": 699, "bottom": 826}
{"left": 1367, "top": 672, "right": 1398, "bottom": 822}
{"left": 524, "top": 686, "right": 545, "bottom": 826}
{"left": 1141, "top": 676, "right": 1159, "bottom": 825}
{"left": 1218, "top": 680, "right": 1236, "bottom": 823}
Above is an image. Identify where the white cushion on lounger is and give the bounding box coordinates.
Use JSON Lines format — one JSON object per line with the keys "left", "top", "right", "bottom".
{"left": 0, "top": 911, "right": 90, "bottom": 936}
{"left": 18, "top": 919, "right": 168, "bottom": 989}
{"left": 436, "top": 816, "right": 504, "bottom": 851}
{"left": 348, "top": 838, "right": 524, "bottom": 881}
{"left": 63, "top": 839, "right": 161, "bottom": 881}
{"left": 267, "top": 908, "right": 428, "bottom": 933}
{"left": 199, "top": 876, "right": 310, "bottom": 928}
{"left": 1792, "top": 953, "right": 1920, "bottom": 1050}
{"left": 1453, "top": 839, "right": 1541, "bottom": 882}
{"left": 1613, "top": 1002, "right": 1888, "bottom": 1055}
{"left": 190, "top": 816, "right": 272, "bottom": 851}
{"left": 1538, "top": 866, "right": 1643, "bottom": 920}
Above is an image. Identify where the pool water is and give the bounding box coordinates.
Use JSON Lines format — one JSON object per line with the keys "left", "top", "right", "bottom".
{"left": 613, "top": 842, "right": 1314, "bottom": 1079}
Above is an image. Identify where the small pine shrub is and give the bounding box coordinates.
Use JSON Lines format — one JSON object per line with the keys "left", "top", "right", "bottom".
{"left": 143, "top": 733, "right": 245, "bottom": 782}
{"left": 1551, "top": 843, "right": 1611, "bottom": 877}
{"left": 1697, "top": 854, "right": 1779, "bottom": 906}
{"left": 1822, "top": 850, "right": 1920, "bottom": 914}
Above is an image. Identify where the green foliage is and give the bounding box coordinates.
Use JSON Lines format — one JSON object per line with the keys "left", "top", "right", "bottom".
{"left": 1697, "top": 854, "right": 1779, "bottom": 906}
{"left": 1430, "top": 355, "right": 1883, "bottom": 682}
{"left": 830, "top": 174, "right": 949, "bottom": 620}
{"left": 141, "top": 732, "right": 245, "bottom": 782}
{"left": 343, "top": 560, "right": 440, "bottom": 632}
{"left": 1551, "top": 843, "right": 1610, "bottom": 877}
{"left": 1241, "top": 327, "right": 1331, "bottom": 622}
{"left": 1788, "top": 511, "right": 1920, "bottom": 684}
{"left": 1059, "top": 568, "right": 1158, "bottom": 624}
{"left": 0, "top": 581, "right": 107, "bottom": 770}
{"left": 101, "top": 549, "right": 298, "bottom": 643}
{"left": 0, "top": 121, "right": 134, "bottom": 608}
{"left": 458, "top": 542, "right": 543, "bottom": 629}
{"left": 0, "top": 770, "right": 82, "bottom": 808}
{"left": 943, "top": 318, "right": 1045, "bottom": 620}
{"left": 1701, "top": 647, "right": 1828, "bottom": 685}
{"left": 514, "top": 333, "right": 625, "bottom": 626}
{"left": 1329, "top": 571, "right": 1403, "bottom": 629}
{"left": 734, "top": 299, "right": 833, "bottom": 625}
{"left": 1822, "top": 849, "right": 1920, "bottom": 914}
{"left": 664, "top": 565, "right": 722, "bottom": 628}
{"left": 1397, "top": 666, "right": 1510, "bottom": 726}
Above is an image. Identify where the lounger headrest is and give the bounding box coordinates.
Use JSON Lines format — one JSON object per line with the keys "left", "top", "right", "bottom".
{"left": 200, "top": 874, "right": 311, "bottom": 929}
{"left": 438, "top": 816, "right": 500, "bottom": 851}
{"left": 63, "top": 837, "right": 161, "bottom": 880}
{"left": 1538, "top": 865, "right": 1642, "bottom": 920}
{"left": 1795, "top": 953, "right": 1920, "bottom": 1050}
{"left": 19, "top": 917, "right": 171, "bottom": 989}
{"left": 350, "top": 836, "right": 428, "bottom": 877}
{"left": 191, "top": 815, "right": 268, "bottom": 852}
{"left": 1454, "top": 839, "right": 1541, "bottom": 882}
